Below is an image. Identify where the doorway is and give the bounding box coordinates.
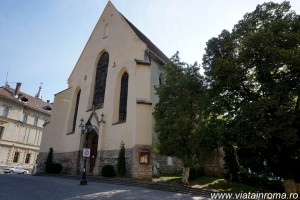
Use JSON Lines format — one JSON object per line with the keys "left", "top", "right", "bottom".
{"left": 89, "top": 135, "right": 98, "bottom": 173}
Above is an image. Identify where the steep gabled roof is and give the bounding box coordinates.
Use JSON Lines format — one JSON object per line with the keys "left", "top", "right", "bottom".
{"left": 0, "top": 86, "right": 52, "bottom": 115}
{"left": 121, "top": 15, "right": 170, "bottom": 64}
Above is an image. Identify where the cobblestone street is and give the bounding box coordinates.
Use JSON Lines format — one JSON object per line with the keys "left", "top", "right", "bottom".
{"left": 0, "top": 174, "right": 209, "bottom": 200}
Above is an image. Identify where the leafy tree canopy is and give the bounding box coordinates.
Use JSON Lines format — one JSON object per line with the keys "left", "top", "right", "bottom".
{"left": 203, "top": 1, "right": 300, "bottom": 180}
{"left": 154, "top": 52, "right": 209, "bottom": 167}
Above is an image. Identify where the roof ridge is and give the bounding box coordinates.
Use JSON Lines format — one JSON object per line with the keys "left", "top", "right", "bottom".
{"left": 120, "top": 14, "right": 170, "bottom": 64}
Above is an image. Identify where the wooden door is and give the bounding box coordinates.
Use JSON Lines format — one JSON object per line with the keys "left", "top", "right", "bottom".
{"left": 89, "top": 136, "right": 98, "bottom": 173}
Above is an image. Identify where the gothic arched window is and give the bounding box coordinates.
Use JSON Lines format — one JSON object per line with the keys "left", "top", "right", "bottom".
{"left": 93, "top": 52, "right": 109, "bottom": 108}
{"left": 119, "top": 72, "right": 129, "bottom": 122}
{"left": 72, "top": 90, "right": 81, "bottom": 132}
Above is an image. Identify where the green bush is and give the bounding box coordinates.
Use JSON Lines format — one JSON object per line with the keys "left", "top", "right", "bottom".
{"left": 50, "top": 163, "right": 62, "bottom": 174}
{"left": 102, "top": 164, "right": 115, "bottom": 177}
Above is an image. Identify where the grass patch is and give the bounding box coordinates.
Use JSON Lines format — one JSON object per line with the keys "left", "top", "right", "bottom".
{"left": 156, "top": 175, "right": 260, "bottom": 193}
{"left": 200, "top": 178, "right": 258, "bottom": 193}
{"left": 159, "top": 176, "right": 181, "bottom": 182}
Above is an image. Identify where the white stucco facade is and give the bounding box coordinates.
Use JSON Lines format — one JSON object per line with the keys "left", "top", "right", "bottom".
{"left": 0, "top": 84, "right": 52, "bottom": 170}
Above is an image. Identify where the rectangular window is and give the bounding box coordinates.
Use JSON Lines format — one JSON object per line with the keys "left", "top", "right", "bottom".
{"left": 2, "top": 107, "right": 9, "bottom": 117}
{"left": 22, "top": 114, "right": 28, "bottom": 123}
{"left": 13, "top": 152, "right": 19, "bottom": 163}
{"left": 25, "top": 154, "right": 31, "bottom": 164}
{"left": 33, "top": 117, "right": 38, "bottom": 126}
{"left": 0, "top": 126, "right": 4, "bottom": 138}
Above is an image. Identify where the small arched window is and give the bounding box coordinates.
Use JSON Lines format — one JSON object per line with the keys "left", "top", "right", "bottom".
{"left": 119, "top": 72, "right": 129, "bottom": 122}
{"left": 2, "top": 107, "right": 9, "bottom": 117}
{"left": 93, "top": 52, "right": 109, "bottom": 108}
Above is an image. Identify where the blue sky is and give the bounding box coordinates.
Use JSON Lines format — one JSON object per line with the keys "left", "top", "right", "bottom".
{"left": 1, "top": 0, "right": 300, "bottom": 102}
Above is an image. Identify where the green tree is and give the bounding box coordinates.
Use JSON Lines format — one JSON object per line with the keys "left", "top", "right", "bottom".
{"left": 45, "top": 147, "right": 53, "bottom": 173}
{"left": 117, "top": 141, "right": 126, "bottom": 177}
{"left": 153, "top": 52, "right": 207, "bottom": 184}
{"left": 203, "top": 1, "right": 300, "bottom": 192}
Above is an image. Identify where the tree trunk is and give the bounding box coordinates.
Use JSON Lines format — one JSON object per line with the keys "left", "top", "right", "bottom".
{"left": 284, "top": 179, "right": 297, "bottom": 193}
{"left": 181, "top": 167, "right": 190, "bottom": 185}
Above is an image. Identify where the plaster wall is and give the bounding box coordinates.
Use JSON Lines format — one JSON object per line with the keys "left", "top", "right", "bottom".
{"left": 0, "top": 97, "right": 50, "bottom": 169}
{"left": 41, "top": 2, "right": 152, "bottom": 155}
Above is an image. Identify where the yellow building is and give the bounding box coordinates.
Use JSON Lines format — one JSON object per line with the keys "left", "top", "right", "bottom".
{"left": 0, "top": 83, "right": 52, "bottom": 170}
{"left": 37, "top": 2, "right": 185, "bottom": 179}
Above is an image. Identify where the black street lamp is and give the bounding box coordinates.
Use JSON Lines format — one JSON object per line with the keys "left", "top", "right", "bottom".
{"left": 79, "top": 118, "right": 91, "bottom": 185}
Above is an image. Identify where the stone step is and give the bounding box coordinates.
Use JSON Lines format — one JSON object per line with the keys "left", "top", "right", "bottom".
{"left": 82, "top": 176, "right": 212, "bottom": 197}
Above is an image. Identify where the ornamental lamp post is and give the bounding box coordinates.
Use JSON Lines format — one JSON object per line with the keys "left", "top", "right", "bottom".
{"left": 79, "top": 118, "right": 91, "bottom": 185}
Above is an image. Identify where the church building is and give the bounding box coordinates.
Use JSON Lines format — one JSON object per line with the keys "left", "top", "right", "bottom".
{"left": 37, "top": 1, "right": 183, "bottom": 179}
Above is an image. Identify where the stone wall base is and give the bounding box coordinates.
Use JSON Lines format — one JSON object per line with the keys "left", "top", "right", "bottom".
{"left": 98, "top": 148, "right": 133, "bottom": 177}
{"left": 131, "top": 145, "right": 152, "bottom": 179}
{"left": 37, "top": 146, "right": 224, "bottom": 178}
{"left": 152, "top": 154, "right": 183, "bottom": 176}
{"left": 37, "top": 151, "right": 80, "bottom": 175}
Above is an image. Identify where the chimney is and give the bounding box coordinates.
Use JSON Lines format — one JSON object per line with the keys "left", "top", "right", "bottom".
{"left": 14, "top": 82, "right": 22, "bottom": 96}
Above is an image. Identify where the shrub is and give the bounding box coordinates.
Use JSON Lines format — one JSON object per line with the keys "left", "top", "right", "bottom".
{"left": 45, "top": 148, "right": 53, "bottom": 173}
{"left": 102, "top": 164, "right": 115, "bottom": 177}
{"left": 117, "top": 141, "right": 126, "bottom": 177}
{"left": 50, "top": 163, "right": 62, "bottom": 174}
